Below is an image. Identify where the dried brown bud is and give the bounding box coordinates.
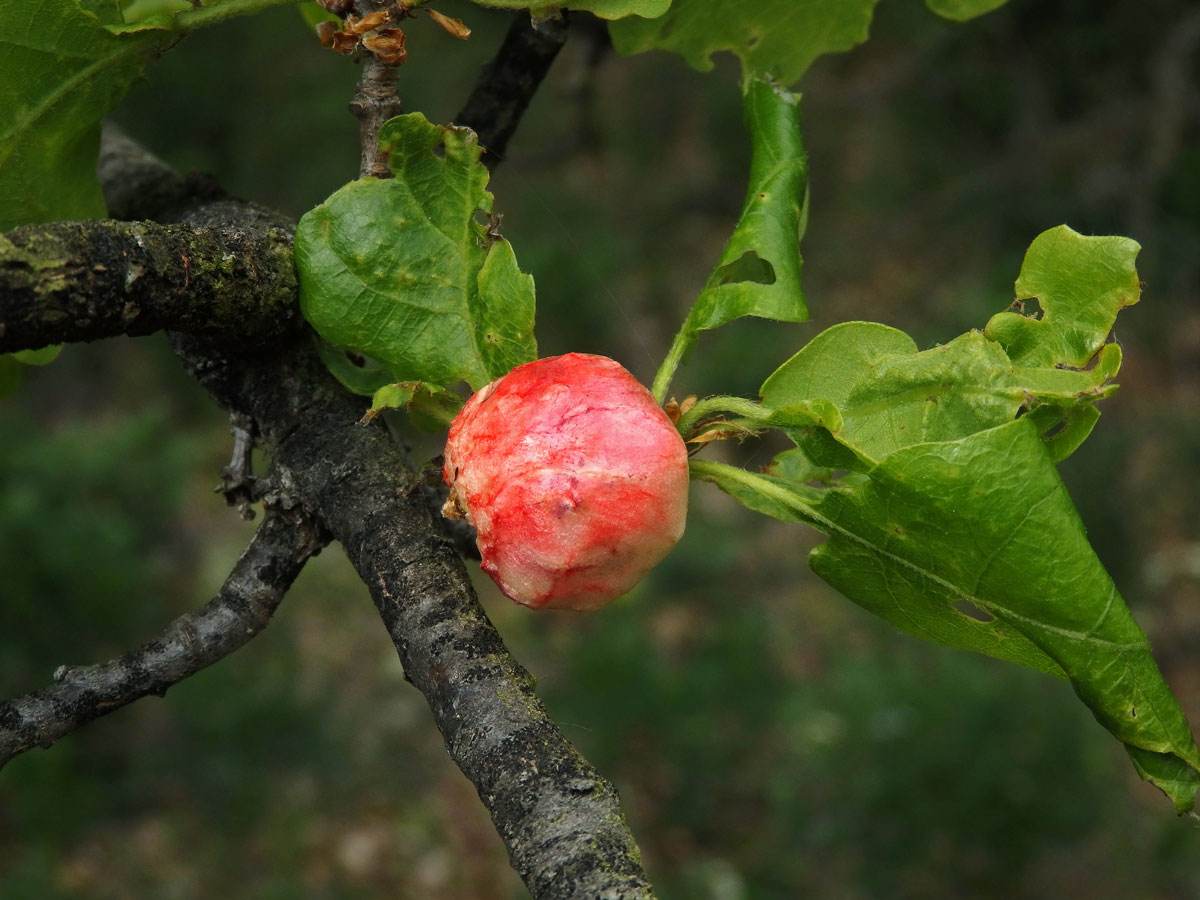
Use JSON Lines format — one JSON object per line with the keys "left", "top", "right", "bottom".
{"left": 343, "top": 10, "right": 389, "bottom": 35}
{"left": 315, "top": 20, "right": 338, "bottom": 47}
{"left": 317, "top": 0, "right": 353, "bottom": 17}
{"left": 428, "top": 9, "right": 470, "bottom": 39}
{"left": 330, "top": 29, "right": 360, "bottom": 55}
{"left": 362, "top": 27, "right": 407, "bottom": 66}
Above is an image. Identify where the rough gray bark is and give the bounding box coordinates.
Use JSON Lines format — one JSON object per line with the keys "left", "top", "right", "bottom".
{"left": 168, "top": 329, "right": 656, "bottom": 899}
{"left": 0, "top": 218, "right": 299, "bottom": 355}
{"left": 0, "top": 512, "right": 327, "bottom": 769}
{"left": 347, "top": 0, "right": 406, "bottom": 179}
{"left": 351, "top": 55, "right": 406, "bottom": 178}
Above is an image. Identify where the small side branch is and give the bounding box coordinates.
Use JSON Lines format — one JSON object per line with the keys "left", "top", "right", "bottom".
{"left": 0, "top": 513, "right": 327, "bottom": 770}
{"left": 455, "top": 11, "right": 570, "bottom": 168}
{"left": 350, "top": 54, "right": 406, "bottom": 178}
{"left": 217, "top": 411, "right": 260, "bottom": 520}
{"left": 0, "top": 218, "right": 300, "bottom": 354}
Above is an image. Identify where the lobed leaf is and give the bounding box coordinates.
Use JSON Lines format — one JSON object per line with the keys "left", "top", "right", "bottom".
{"left": 692, "top": 226, "right": 1200, "bottom": 811}
{"left": 985, "top": 225, "right": 1141, "bottom": 368}
{"left": 652, "top": 76, "right": 807, "bottom": 400}
{"left": 0, "top": 0, "right": 165, "bottom": 230}
{"left": 694, "top": 424, "right": 1200, "bottom": 812}
{"left": 295, "top": 114, "right": 537, "bottom": 391}
{"left": 609, "top": 0, "right": 882, "bottom": 86}
{"left": 760, "top": 227, "right": 1138, "bottom": 464}
{"left": 687, "top": 77, "right": 808, "bottom": 332}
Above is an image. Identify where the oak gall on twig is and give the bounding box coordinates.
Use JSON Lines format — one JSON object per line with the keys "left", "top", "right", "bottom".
{"left": 443, "top": 353, "right": 689, "bottom": 611}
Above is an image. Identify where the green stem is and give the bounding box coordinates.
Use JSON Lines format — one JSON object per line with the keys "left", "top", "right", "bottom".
{"left": 675, "top": 395, "right": 766, "bottom": 436}
{"left": 650, "top": 321, "right": 694, "bottom": 406}
{"left": 173, "top": 0, "right": 299, "bottom": 31}
{"left": 688, "top": 458, "right": 828, "bottom": 531}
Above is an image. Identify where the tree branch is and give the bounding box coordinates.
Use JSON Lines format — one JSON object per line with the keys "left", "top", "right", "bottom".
{"left": 167, "top": 332, "right": 657, "bottom": 899}
{"left": 0, "top": 217, "right": 300, "bottom": 355}
{"left": 66, "top": 97, "right": 659, "bottom": 900}
{"left": 455, "top": 11, "right": 570, "bottom": 168}
{"left": 345, "top": 0, "right": 407, "bottom": 179}
{"left": 0, "top": 511, "right": 327, "bottom": 770}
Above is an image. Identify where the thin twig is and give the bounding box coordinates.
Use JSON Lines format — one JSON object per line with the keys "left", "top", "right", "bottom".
{"left": 216, "top": 411, "right": 259, "bottom": 519}
{"left": 0, "top": 512, "right": 327, "bottom": 770}
{"left": 350, "top": 54, "right": 405, "bottom": 178}
{"left": 455, "top": 11, "right": 570, "bottom": 168}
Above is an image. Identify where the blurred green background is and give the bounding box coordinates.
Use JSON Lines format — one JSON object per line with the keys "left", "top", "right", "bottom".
{"left": 3, "top": 0, "right": 1200, "bottom": 897}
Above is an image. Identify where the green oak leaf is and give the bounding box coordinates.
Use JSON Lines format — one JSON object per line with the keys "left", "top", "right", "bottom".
{"left": 0, "top": 346, "right": 62, "bottom": 397}
{"left": 468, "top": 0, "right": 670, "bottom": 19}
{"left": 296, "top": 113, "right": 537, "bottom": 391}
{"left": 762, "top": 324, "right": 1121, "bottom": 463}
{"left": 13, "top": 345, "right": 63, "bottom": 366}
{"left": 985, "top": 225, "right": 1141, "bottom": 368}
{"left": 609, "top": 0, "right": 882, "bottom": 85}
{"left": 652, "top": 76, "right": 806, "bottom": 401}
{"left": 0, "top": 0, "right": 165, "bottom": 230}
{"left": 691, "top": 225, "right": 1199, "bottom": 811}
{"left": 314, "top": 338, "right": 396, "bottom": 397}
{"left": 760, "top": 228, "right": 1136, "bottom": 463}
{"left": 363, "top": 381, "right": 463, "bottom": 431}
{"left": 925, "top": 0, "right": 1010, "bottom": 21}
{"left": 688, "top": 77, "right": 807, "bottom": 331}
{"left": 693, "top": 419, "right": 1200, "bottom": 813}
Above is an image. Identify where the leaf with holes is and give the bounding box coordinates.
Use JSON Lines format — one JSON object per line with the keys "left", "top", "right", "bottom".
{"left": 653, "top": 76, "right": 807, "bottom": 399}
{"left": 689, "top": 225, "right": 1200, "bottom": 812}
{"left": 985, "top": 225, "right": 1140, "bottom": 368}
{"left": 609, "top": 0, "right": 882, "bottom": 85}
{"left": 693, "top": 418, "right": 1200, "bottom": 813}
{"left": 759, "top": 227, "right": 1139, "bottom": 464}
{"left": 296, "top": 113, "right": 537, "bottom": 391}
{"left": 687, "top": 76, "right": 807, "bottom": 331}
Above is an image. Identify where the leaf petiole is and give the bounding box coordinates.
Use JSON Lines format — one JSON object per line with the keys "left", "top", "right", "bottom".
{"left": 674, "top": 394, "right": 766, "bottom": 435}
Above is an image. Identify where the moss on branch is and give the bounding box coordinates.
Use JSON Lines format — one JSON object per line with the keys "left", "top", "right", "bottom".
{"left": 0, "top": 217, "right": 300, "bottom": 354}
